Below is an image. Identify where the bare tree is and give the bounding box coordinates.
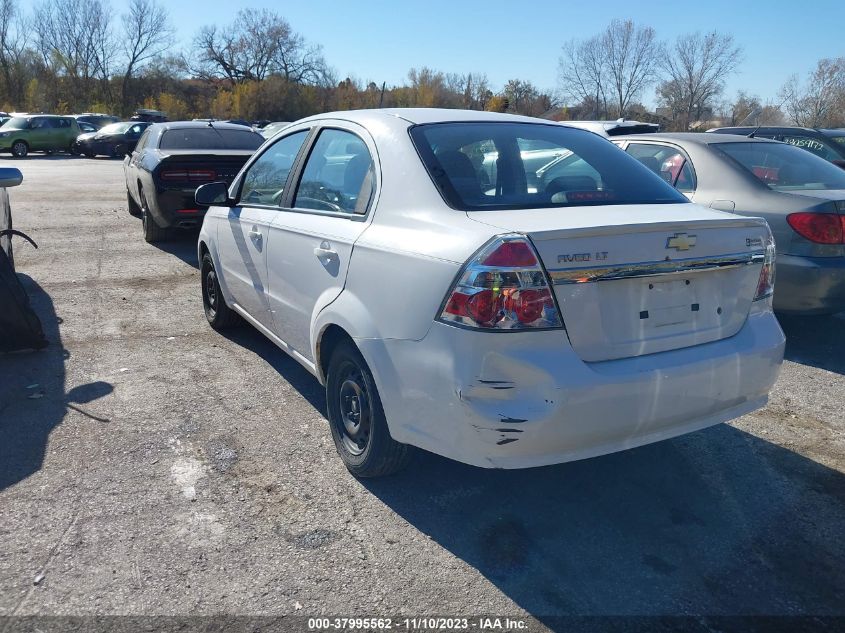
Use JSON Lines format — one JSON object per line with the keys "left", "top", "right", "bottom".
{"left": 656, "top": 31, "right": 742, "bottom": 130}
{"left": 0, "top": 0, "right": 30, "bottom": 106}
{"left": 191, "top": 9, "right": 328, "bottom": 86}
{"left": 120, "top": 0, "right": 172, "bottom": 113}
{"left": 33, "top": 0, "right": 115, "bottom": 108}
{"left": 603, "top": 19, "right": 661, "bottom": 117}
{"left": 779, "top": 58, "right": 845, "bottom": 127}
{"left": 558, "top": 35, "right": 607, "bottom": 118}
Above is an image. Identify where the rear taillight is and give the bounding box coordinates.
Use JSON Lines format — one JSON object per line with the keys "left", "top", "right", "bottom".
{"left": 754, "top": 229, "right": 776, "bottom": 301}
{"left": 160, "top": 169, "right": 217, "bottom": 182}
{"left": 786, "top": 212, "right": 844, "bottom": 244}
{"left": 439, "top": 234, "right": 563, "bottom": 330}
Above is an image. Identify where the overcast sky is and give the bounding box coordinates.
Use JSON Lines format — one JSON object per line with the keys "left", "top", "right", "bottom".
{"left": 113, "top": 0, "right": 843, "bottom": 106}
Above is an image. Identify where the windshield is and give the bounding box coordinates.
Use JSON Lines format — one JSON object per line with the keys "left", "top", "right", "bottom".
{"left": 713, "top": 142, "right": 845, "bottom": 191}
{"left": 159, "top": 128, "right": 264, "bottom": 150}
{"left": 410, "top": 122, "right": 688, "bottom": 210}
{"left": 3, "top": 117, "right": 29, "bottom": 129}
{"left": 100, "top": 123, "right": 132, "bottom": 134}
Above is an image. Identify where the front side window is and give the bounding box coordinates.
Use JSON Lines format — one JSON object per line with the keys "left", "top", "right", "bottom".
{"left": 159, "top": 128, "right": 264, "bottom": 150}
{"left": 240, "top": 130, "right": 309, "bottom": 206}
{"left": 780, "top": 135, "right": 843, "bottom": 161}
{"left": 30, "top": 118, "right": 49, "bottom": 129}
{"left": 293, "top": 129, "right": 375, "bottom": 215}
{"left": 410, "top": 122, "right": 688, "bottom": 211}
{"left": 626, "top": 143, "right": 696, "bottom": 193}
{"left": 714, "top": 141, "right": 845, "bottom": 191}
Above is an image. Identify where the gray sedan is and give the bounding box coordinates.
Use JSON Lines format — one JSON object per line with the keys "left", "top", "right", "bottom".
{"left": 612, "top": 133, "right": 845, "bottom": 314}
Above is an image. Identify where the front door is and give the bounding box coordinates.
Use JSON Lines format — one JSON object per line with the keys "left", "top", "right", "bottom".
{"left": 266, "top": 125, "right": 377, "bottom": 361}
{"left": 217, "top": 129, "right": 311, "bottom": 330}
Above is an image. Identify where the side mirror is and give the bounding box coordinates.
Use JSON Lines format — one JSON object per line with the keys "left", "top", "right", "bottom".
{"left": 195, "top": 181, "right": 233, "bottom": 207}
{"left": 0, "top": 167, "right": 22, "bottom": 188}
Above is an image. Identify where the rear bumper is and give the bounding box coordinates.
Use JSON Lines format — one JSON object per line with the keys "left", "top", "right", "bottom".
{"left": 151, "top": 188, "right": 207, "bottom": 228}
{"left": 774, "top": 254, "right": 845, "bottom": 315}
{"left": 357, "top": 303, "right": 784, "bottom": 469}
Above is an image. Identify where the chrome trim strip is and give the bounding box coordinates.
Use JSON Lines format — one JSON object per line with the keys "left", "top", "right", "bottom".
{"left": 550, "top": 251, "right": 766, "bottom": 284}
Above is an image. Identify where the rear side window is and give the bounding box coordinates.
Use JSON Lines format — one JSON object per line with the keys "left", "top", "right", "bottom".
{"left": 159, "top": 128, "right": 264, "bottom": 150}
{"left": 410, "top": 122, "right": 688, "bottom": 210}
{"left": 241, "top": 130, "right": 309, "bottom": 206}
{"left": 293, "top": 129, "right": 375, "bottom": 215}
{"left": 714, "top": 141, "right": 845, "bottom": 191}
{"left": 626, "top": 143, "right": 696, "bottom": 193}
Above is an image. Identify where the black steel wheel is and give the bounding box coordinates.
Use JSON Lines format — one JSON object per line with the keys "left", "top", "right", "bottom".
{"left": 326, "top": 340, "right": 410, "bottom": 477}
{"left": 200, "top": 252, "right": 240, "bottom": 330}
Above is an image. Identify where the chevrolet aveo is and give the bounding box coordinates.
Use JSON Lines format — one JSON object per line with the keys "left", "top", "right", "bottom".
{"left": 195, "top": 109, "right": 785, "bottom": 477}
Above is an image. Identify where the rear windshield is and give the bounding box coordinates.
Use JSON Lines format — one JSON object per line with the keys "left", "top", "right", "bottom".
{"left": 159, "top": 128, "right": 264, "bottom": 150}
{"left": 713, "top": 142, "right": 845, "bottom": 191}
{"left": 410, "top": 122, "right": 688, "bottom": 210}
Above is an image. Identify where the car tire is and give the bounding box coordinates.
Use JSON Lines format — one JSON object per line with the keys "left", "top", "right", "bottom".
{"left": 140, "top": 187, "right": 170, "bottom": 243}
{"left": 11, "top": 141, "right": 28, "bottom": 158}
{"left": 200, "top": 252, "right": 241, "bottom": 330}
{"left": 127, "top": 190, "right": 141, "bottom": 217}
{"left": 326, "top": 340, "right": 411, "bottom": 478}
{"left": 84, "top": 150, "right": 96, "bottom": 158}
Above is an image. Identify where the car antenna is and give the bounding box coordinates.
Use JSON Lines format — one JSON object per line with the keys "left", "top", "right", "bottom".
{"left": 747, "top": 125, "right": 761, "bottom": 138}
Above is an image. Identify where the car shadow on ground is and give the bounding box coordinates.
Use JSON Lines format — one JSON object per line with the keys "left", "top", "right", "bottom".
{"left": 362, "top": 426, "right": 845, "bottom": 620}
{"left": 0, "top": 275, "right": 113, "bottom": 491}
{"left": 778, "top": 312, "right": 845, "bottom": 374}
{"left": 221, "top": 320, "right": 845, "bottom": 619}
{"left": 149, "top": 230, "right": 201, "bottom": 269}
{"left": 219, "top": 323, "right": 326, "bottom": 414}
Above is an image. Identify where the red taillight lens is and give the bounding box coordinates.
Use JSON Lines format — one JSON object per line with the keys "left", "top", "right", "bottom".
{"left": 786, "top": 212, "right": 844, "bottom": 244}
{"left": 440, "top": 235, "right": 563, "bottom": 330}
{"left": 188, "top": 169, "right": 216, "bottom": 181}
{"left": 160, "top": 169, "right": 217, "bottom": 182}
{"left": 481, "top": 241, "right": 537, "bottom": 267}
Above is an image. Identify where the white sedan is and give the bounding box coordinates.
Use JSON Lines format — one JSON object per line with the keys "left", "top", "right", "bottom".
{"left": 195, "top": 109, "right": 785, "bottom": 477}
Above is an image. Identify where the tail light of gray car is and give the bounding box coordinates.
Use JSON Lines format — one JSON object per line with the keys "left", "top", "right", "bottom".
{"left": 439, "top": 234, "right": 564, "bottom": 330}
{"left": 786, "top": 212, "right": 845, "bottom": 244}
{"left": 754, "top": 230, "right": 776, "bottom": 301}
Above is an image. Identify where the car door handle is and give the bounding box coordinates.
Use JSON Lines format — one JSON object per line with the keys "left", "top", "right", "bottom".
{"left": 249, "top": 228, "right": 262, "bottom": 243}
{"left": 313, "top": 242, "right": 337, "bottom": 259}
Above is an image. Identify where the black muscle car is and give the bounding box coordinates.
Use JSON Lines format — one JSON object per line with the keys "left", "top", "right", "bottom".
{"left": 123, "top": 121, "right": 264, "bottom": 242}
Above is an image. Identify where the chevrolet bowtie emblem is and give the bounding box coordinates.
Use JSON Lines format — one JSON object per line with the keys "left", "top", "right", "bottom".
{"left": 666, "top": 232, "right": 697, "bottom": 251}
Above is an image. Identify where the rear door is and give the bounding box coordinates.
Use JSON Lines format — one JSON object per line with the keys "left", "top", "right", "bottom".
{"left": 217, "top": 129, "right": 311, "bottom": 329}
{"left": 624, "top": 142, "right": 698, "bottom": 199}
{"left": 27, "top": 117, "right": 50, "bottom": 150}
{"left": 265, "top": 124, "right": 377, "bottom": 361}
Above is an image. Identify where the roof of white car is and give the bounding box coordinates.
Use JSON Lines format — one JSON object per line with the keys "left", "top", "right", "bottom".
{"left": 295, "top": 108, "right": 549, "bottom": 128}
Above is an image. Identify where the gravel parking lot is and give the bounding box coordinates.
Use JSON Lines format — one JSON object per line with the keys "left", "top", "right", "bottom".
{"left": 1, "top": 157, "right": 844, "bottom": 629}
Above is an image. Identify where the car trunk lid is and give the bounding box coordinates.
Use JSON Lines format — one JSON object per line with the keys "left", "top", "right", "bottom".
{"left": 468, "top": 204, "right": 770, "bottom": 362}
